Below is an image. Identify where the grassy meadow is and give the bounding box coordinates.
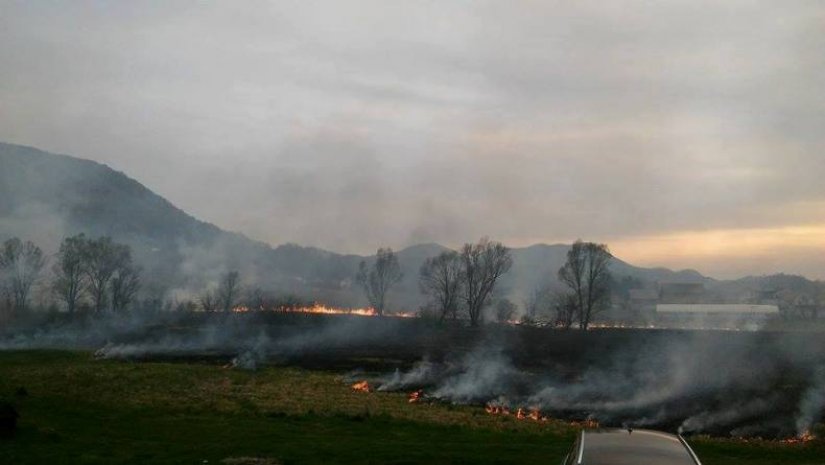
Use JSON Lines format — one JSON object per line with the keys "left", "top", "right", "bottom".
{"left": 0, "top": 350, "right": 822, "bottom": 465}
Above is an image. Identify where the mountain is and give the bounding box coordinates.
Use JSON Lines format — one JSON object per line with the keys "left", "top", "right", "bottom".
{"left": 0, "top": 142, "right": 275, "bottom": 297}
{"left": 0, "top": 141, "right": 712, "bottom": 310}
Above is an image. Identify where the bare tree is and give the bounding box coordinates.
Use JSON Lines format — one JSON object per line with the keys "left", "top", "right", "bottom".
{"left": 0, "top": 238, "right": 46, "bottom": 313}
{"left": 460, "top": 238, "right": 513, "bottom": 326}
{"left": 52, "top": 234, "right": 88, "bottom": 314}
{"left": 523, "top": 284, "right": 551, "bottom": 323}
{"left": 199, "top": 289, "right": 218, "bottom": 312}
{"left": 217, "top": 271, "right": 241, "bottom": 312}
{"left": 356, "top": 248, "right": 403, "bottom": 316}
{"left": 558, "top": 240, "right": 613, "bottom": 330}
{"left": 83, "top": 237, "right": 128, "bottom": 313}
{"left": 551, "top": 291, "right": 577, "bottom": 329}
{"left": 419, "top": 251, "right": 464, "bottom": 322}
{"left": 111, "top": 259, "right": 141, "bottom": 312}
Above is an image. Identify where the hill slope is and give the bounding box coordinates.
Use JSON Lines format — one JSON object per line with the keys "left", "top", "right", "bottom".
{"left": 0, "top": 141, "right": 710, "bottom": 310}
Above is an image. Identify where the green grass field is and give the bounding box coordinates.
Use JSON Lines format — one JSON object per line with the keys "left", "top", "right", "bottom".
{"left": 0, "top": 351, "right": 822, "bottom": 464}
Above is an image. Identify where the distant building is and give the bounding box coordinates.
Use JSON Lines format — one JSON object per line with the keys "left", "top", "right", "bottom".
{"left": 655, "top": 304, "right": 779, "bottom": 329}
{"left": 622, "top": 281, "right": 785, "bottom": 329}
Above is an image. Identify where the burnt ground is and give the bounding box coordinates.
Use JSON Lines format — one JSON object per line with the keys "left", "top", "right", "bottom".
{"left": 3, "top": 311, "right": 825, "bottom": 439}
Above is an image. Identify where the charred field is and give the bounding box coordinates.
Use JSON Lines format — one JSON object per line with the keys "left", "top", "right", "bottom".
{"left": 2, "top": 312, "right": 825, "bottom": 464}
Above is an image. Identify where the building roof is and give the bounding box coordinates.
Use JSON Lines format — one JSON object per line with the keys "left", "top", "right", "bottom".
{"left": 656, "top": 304, "right": 779, "bottom": 315}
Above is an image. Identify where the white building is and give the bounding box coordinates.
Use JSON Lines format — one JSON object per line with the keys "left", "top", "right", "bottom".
{"left": 655, "top": 304, "right": 779, "bottom": 329}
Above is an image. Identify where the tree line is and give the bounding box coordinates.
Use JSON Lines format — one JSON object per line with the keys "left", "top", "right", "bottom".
{"left": 0, "top": 234, "right": 140, "bottom": 315}
{"left": 2, "top": 232, "right": 614, "bottom": 329}
{"left": 356, "top": 238, "right": 613, "bottom": 329}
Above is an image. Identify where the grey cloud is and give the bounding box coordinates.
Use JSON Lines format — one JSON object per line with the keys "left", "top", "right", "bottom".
{"left": 1, "top": 1, "right": 823, "bottom": 277}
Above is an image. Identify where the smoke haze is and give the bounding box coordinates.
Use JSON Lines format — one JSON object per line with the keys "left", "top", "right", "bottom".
{"left": 1, "top": 2, "right": 824, "bottom": 278}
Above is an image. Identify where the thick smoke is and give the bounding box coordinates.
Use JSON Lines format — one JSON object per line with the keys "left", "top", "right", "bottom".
{"left": 679, "top": 396, "right": 782, "bottom": 434}
{"left": 371, "top": 330, "right": 825, "bottom": 438}
{"left": 2, "top": 311, "right": 407, "bottom": 371}
{"left": 429, "top": 348, "right": 523, "bottom": 403}
{"left": 796, "top": 366, "right": 825, "bottom": 435}
{"left": 2, "top": 308, "right": 824, "bottom": 439}
{"left": 378, "top": 359, "right": 441, "bottom": 392}
{"left": 229, "top": 331, "right": 271, "bottom": 371}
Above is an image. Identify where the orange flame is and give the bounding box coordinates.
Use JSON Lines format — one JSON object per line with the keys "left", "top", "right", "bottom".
{"left": 780, "top": 431, "right": 815, "bottom": 444}
{"left": 291, "top": 305, "right": 378, "bottom": 316}
{"left": 408, "top": 390, "right": 424, "bottom": 403}
{"left": 351, "top": 380, "right": 371, "bottom": 393}
{"left": 484, "top": 403, "right": 548, "bottom": 422}
{"left": 485, "top": 404, "right": 510, "bottom": 416}
{"left": 528, "top": 408, "right": 545, "bottom": 421}
{"left": 232, "top": 303, "right": 416, "bottom": 317}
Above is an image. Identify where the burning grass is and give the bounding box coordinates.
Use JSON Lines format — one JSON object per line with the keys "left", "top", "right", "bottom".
{"left": 0, "top": 350, "right": 823, "bottom": 465}
{"left": 231, "top": 304, "right": 417, "bottom": 319}
{"left": 350, "top": 380, "right": 371, "bottom": 393}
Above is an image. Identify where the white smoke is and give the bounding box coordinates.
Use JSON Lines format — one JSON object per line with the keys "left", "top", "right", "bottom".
{"left": 377, "top": 359, "right": 440, "bottom": 392}
{"left": 230, "top": 331, "right": 271, "bottom": 371}
{"left": 431, "top": 348, "right": 522, "bottom": 403}
{"left": 795, "top": 366, "right": 825, "bottom": 436}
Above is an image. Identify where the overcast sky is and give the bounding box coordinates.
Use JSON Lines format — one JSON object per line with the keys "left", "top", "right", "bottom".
{"left": 1, "top": 1, "right": 824, "bottom": 278}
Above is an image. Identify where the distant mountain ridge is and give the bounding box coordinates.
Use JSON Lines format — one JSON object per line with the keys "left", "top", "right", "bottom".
{"left": 0, "top": 141, "right": 715, "bottom": 310}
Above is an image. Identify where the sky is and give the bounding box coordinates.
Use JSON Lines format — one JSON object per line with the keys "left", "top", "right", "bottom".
{"left": 1, "top": 1, "right": 824, "bottom": 279}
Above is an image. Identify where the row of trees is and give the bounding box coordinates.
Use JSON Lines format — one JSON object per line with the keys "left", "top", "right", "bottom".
{"left": 197, "top": 271, "right": 332, "bottom": 313}
{"left": 356, "top": 238, "right": 613, "bottom": 329}
{"left": 3, "top": 231, "right": 611, "bottom": 328}
{"left": 53, "top": 235, "right": 141, "bottom": 314}
{"left": 198, "top": 271, "right": 242, "bottom": 312}
{"left": 556, "top": 241, "right": 612, "bottom": 329}
{"left": 356, "top": 248, "right": 403, "bottom": 316}
{"left": 0, "top": 234, "right": 141, "bottom": 315}
{"left": 417, "top": 238, "right": 513, "bottom": 326}
{"left": 417, "top": 238, "right": 612, "bottom": 329}
{"left": 356, "top": 238, "right": 514, "bottom": 326}
{"left": 0, "top": 238, "right": 46, "bottom": 313}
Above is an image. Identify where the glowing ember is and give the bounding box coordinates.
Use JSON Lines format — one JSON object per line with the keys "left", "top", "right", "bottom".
{"left": 408, "top": 390, "right": 424, "bottom": 403}
{"left": 351, "top": 380, "right": 371, "bottom": 393}
{"left": 781, "top": 431, "right": 815, "bottom": 444}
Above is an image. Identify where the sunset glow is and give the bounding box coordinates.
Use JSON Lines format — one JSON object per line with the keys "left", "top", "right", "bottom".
{"left": 611, "top": 224, "right": 825, "bottom": 278}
